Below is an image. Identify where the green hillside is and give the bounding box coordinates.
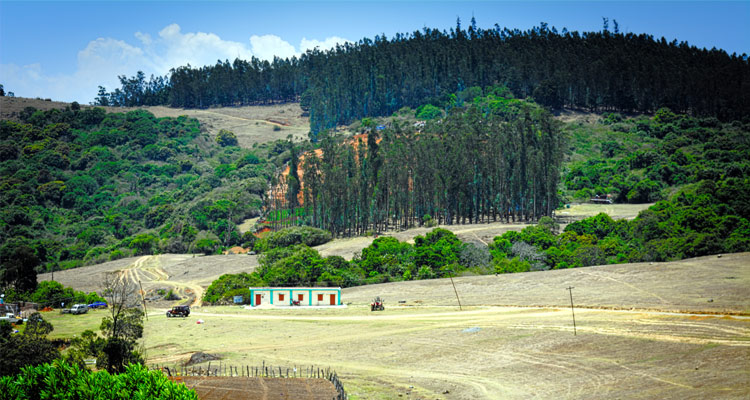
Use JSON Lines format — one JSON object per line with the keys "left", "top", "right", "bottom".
{"left": 0, "top": 106, "right": 292, "bottom": 284}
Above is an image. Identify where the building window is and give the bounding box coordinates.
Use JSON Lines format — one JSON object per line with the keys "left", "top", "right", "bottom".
{"left": 279, "top": 294, "right": 285, "bottom": 301}
{"left": 317, "top": 294, "right": 323, "bottom": 301}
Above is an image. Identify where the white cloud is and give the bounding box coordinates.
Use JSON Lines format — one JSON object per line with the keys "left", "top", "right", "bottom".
{"left": 300, "top": 36, "right": 350, "bottom": 52}
{"left": 250, "top": 35, "right": 298, "bottom": 61}
{"left": 0, "top": 24, "right": 350, "bottom": 103}
{"left": 154, "top": 24, "right": 255, "bottom": 71}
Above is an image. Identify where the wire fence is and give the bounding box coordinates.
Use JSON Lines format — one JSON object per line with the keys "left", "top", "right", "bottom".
{"left": 152, "top": 361, "right": 347, "bottom": 400}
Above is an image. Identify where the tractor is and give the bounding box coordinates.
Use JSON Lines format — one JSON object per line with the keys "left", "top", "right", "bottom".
{"left": 370, "top": 296, "right": 384, "bottom": 311}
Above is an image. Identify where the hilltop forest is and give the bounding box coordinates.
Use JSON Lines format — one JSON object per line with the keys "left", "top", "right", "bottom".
{"left": 95, "top": 20, "right": 749, "bottom": 135}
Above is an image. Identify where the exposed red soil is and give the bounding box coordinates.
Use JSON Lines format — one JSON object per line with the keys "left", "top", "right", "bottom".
{"left": 171, "top": 377, "right": 337, "bottom": 400}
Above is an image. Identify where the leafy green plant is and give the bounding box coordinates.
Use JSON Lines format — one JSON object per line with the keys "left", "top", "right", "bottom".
{"left": 215, "top": 129, "right": 238, "bottom": 146}
{"left": 0, "top": 359, "right": 198, "bottom": 399}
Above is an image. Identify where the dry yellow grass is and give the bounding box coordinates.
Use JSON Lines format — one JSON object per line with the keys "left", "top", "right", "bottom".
{"left": 43, "top": 253, "right": 750, "bottom": 399}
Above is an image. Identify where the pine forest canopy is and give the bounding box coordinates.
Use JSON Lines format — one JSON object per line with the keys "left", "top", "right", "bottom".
{"left": 95, "top": 20, "right": 750, "bottom": 134}
{"left": 268, "top": 91, "right": 565, "bottom": 237}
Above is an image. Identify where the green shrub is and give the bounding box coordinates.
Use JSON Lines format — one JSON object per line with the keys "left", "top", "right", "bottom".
{"left": 265, "top": 226, "right": 332, "bottom": 249}
{"left": 415, "top": 104, "right": 442, "bottom": 120}
{"left": 0, "top": 359, "right": 198, "bottom": 399}
{"left": 215, "top": 129, "right": 238, "bottom": 146}
{"left": 0, "top": 313, "right": 60, "bottom": 376}
{"left": 203, "top": 272, "right": 263, "bottom": 303}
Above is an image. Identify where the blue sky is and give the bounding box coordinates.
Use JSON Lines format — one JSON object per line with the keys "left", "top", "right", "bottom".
{"left": 1, "top": 1, "right": 748, "bottom": 103}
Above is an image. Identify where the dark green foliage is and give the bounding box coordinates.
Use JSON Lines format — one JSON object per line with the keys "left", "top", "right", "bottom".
{"left": 492, "top": 177, "right": 750, "bottom": 273}
{"left": 0, "top": 360, "right": 198, "bottom": 399}
{"left": 99, "top": 307, "right": 144, "bottom": 373}
{"left": 23, "top": 312, "right": 54, "bottom": 338}
{"left": 206, "top": 227, "right": 479, "bottom": 296}
{"left": 415, "top": 104, "right": 443, "bottom": 120}
{"left": 98, "top": 24, "right": 749, "bottom": 133}
{"left": 241, "top": 231, "right": 258, "bottom": 249}
{"left": 216, "top": 129, "right": 238, "bottom": 147}
{"left": 261, "top": 226, "right": 333, "bottom": 250}
{"left": 0, "top": 313, "right": 60, "bottom": 376}
{"left": 0, "top": 241, "right": 39, "bottom": 293}
{"left": 63, "top": 330, "right": 105, "bottom": 368}
{"left": 563, "top": 111, "right": 750, "bottom": 204}
{"left": 203, "top": 272, "right": 263, "bottom": 303}
{"left": 29, "top": 280, "right": 105, "bottom": 307}
{"left": 193, "top": 237, "right": 220, "bottom": 255}
{"left": 413, "top": 229, "right": 463, "bottom": 277}
{"left": 256, "top": 245, "right": 328, "bottom": 286}
{"left": 0, "top": 107, "right": 283, "bottom": 280}
{"left": 282, "top": 91, "right": 565, "bottom": 237}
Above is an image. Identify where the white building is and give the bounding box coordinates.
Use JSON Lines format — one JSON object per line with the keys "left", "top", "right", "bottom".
{"left": 249, "top": 287, "right": 342, "bottom": 307}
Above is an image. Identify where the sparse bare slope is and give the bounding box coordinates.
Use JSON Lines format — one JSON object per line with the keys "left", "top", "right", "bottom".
{"left": 39, "top": 254, "right": 259, "bottom": 307}
{"left": 1, "top": 97, "right": 308, "bottom": 147}
{"left": 343, "top": 252, "right": 750, "bottom": 315}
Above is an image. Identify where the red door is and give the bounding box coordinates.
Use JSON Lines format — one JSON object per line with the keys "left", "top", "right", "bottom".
{"left": 255, "top": 294, "right": 261, "bottom": 306}
{"left": 330, "top": 294, "right": 336, "bottom": 305}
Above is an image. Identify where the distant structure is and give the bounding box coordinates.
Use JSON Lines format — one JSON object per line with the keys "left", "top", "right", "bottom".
{"left": 249, "top": 287, "right": 341, "bottom": 307}
{"left": 590, "top": 194, "right": 613, "bottom": 204}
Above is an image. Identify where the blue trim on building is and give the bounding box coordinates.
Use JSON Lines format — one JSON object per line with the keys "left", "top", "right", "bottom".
{"left": 248, "top": 287, "right": 341, "bottom": 307}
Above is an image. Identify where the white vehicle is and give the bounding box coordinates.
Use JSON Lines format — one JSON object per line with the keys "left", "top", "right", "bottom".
{"left": 70, "top": 304, "right": 89, "bottom": 315}
{"left": 0, "top": 313, "right": 22, "bottom": 324}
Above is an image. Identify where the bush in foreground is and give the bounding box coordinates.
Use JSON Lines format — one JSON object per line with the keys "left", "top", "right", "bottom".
{"left": 0, "top": 359, "right": 197, "bottom": 399}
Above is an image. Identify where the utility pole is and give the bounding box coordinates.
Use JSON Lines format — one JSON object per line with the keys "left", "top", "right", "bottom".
{"left": 139, "top": 280, "right": 148, "bottom": 321}
{"left": 448, "top": 270, "right": 462, "bottom": 311}
{"left": 566, "top": 286, "right": 576, "bottom": 336}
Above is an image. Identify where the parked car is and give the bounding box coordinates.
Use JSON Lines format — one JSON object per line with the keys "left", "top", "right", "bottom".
{"left": 87, "top": 301, "right": 108, "bottom": 309}
{"left": 70, "top": 304, "right": 89, "bottom": 314}
{"left": 166, "top": 305, "right": 190, "bottom": 318}
{"left": 0, "top": 313, "right": 23, "bottom": 324}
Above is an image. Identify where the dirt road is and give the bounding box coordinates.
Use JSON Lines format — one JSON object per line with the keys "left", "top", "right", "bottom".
{"left": 39, "top": 254, "right": 260, "bottom": 306}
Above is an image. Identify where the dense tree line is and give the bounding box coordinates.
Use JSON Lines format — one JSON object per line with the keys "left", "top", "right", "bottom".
{"left": 269, "top": 89, "right": 565, "bottom": 236}
{"left": 203, "top": 227, "right": 486, "bottom": 303}
{"left": 96, "top": 20, "right": 749, "bottom": 133}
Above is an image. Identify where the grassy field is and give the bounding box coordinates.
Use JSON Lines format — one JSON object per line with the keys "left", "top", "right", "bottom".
{"left": 42, "top": 253, "right": 750, "bottom": 399}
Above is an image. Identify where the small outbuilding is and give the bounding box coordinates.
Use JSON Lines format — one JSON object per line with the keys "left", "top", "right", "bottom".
{"left": 249, "top": 287, "right": 341, "bottom": 307}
